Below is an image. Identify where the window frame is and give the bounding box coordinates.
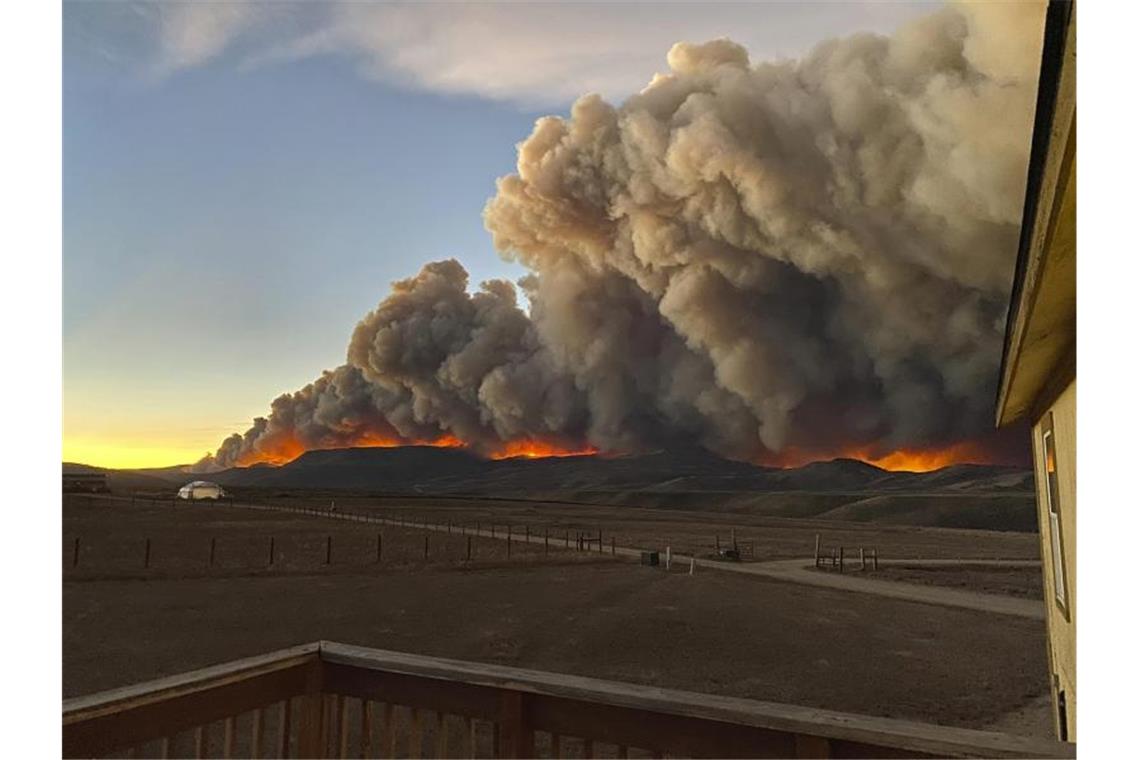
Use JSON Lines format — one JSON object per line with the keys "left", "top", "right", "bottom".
{"left": 1041, "top": 411, "right": 1070, "bottom": 620}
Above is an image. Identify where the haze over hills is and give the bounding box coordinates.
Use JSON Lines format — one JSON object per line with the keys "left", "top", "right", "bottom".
{"left": 66, "top": 446, "right": 1036, "bottom": 532}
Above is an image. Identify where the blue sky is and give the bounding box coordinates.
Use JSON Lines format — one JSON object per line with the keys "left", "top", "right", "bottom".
{"left": 63, "top": 1, "right": 937, "bottom": 467}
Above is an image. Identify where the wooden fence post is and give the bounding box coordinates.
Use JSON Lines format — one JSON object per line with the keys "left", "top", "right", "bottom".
{"left": 689, "top": 556, "right": 695, "bottom": 575}
{"left": 376, "top": 533, "right": 383, "bottom": 563}
{"left": 716, "top": 534, "right": 721, "bottom": 551}
{"left": 72, "top": 537, "right": 80, "bottom": 568}
{"left": 466, "top": 535, "right": 472, "bottom": 561}
{"left": 424, "top": 535, "right": 430, "bottom": 560}
{"left": 666, "top": 546, "right": 671, "bottom": 570}
{"left": 731, "top": 528, "right": 737, "bottom": 552}
{"left": 144, "top": 538, "right": 151, "bottom": 569}
{"left": 838, "top": 546, "right": 844, "bottom": 573}
{"left": 860, "top": 547, "right": 866, "bottom": 571}
{"left": 814, "top": 534, "right": 821, "bottom": 568}
{"left": 326, "top": 536, "right": 332, "bottom": 565}
{"left": 209, "top": 537, "right": 216, "bottom": 568}
{"left": 544, "top": 530, "right": 549, "bottom": 555}
{"left": 873, "top": 548, "right": 879, "bottom": 571}
{"left": 269, "top": 537, "right": 275, "bottom": 567}
{"left": 507, "top": 532, "right": 512, "bottom": 559}
{"left": 611, "top": 537, "right": 616, "bottom": 555}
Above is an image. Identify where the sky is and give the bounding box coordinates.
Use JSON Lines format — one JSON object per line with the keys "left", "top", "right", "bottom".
{"left": 63, "top": 0, "right": 939, "bottom": 469}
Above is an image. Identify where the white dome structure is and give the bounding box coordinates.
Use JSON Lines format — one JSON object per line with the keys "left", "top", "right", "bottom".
{"left": 177, "top": 480, "right": 226, "bottom": 500}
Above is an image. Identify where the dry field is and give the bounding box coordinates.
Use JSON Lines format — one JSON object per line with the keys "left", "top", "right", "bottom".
{"left": 63, "top": 495, "right": 1052, "bottom": 738}
{"left": 219, "top": 492, "right": 1043, "bottom": 563}
{"left": 861, "top": 565, "right": 1044, "bottom": 599}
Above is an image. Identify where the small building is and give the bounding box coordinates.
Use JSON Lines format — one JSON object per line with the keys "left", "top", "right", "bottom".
{"left": 177, "top": 480, "right": 227, "bottom": 501}
{"left": 62, "top": 472, "right": 110, "bottom": 494}
{"left": 994, "top": 0, "right": 1075, "bottom": 743}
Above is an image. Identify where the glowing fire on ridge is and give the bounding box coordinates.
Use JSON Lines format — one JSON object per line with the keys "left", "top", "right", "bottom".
{"left": 234, "top": 432, "right": 1018, "bottom": 471}
{"left": 234, "top": 433, "right": 596, "bottom": 467}
{"left": 487, "top": 439, "right": 599, "bottom": 460}
{"left": 760, "top": 438, "right": 1013, "bottom": 472}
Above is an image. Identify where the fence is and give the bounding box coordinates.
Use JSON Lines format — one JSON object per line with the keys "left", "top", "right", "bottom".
{"left": 64, "top": 499, "right": 625, "bottom": 578}
{"left": 813, "top": 535, "right": 878, "bottom": 573}
{"left": 62, "top": 640, "right": 1074, "bottom": 759}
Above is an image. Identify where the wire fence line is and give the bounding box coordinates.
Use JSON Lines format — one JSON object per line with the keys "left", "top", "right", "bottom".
{"left": 63, "top": 496, "right": 625, "bottom": 578}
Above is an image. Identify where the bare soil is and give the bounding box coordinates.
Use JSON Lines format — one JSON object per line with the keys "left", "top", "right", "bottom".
{"left": 63, "top": 496, "right": 1051, "bottom": 736}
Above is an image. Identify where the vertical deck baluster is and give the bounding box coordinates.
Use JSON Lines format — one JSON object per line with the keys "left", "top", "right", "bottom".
{"left": 223, "top": 715, "right": 236, "bottom": 758}
{"left": 250, "top": 707, "right": 263, "bottom": 758}
{"left": 327, "top": 694, "right": 343, "bottom": 757}
{"left": 466, "top": 717, "right": 476, "bottom": 760}
{"left": 438, "top": 712, "right": 450, "bottom": 759}
{"left": 195, "top": 725, "right": 206, "bottom": 759}
{"left": 383, "top": 704, "right": 397, "bottom": 759}
{"left": 410, "top": 708, "right": 423, "bottom": 759}
{"left": 159, "top": 736, "right": 171, "bottom": 759}
{"left": 298, "top": 692, "right": 325, "bottom": 759}
{"left": 361, "top": 700, "right": 373, "bottom": 759}
{"left": 339, "top": 698, "right": 351, "bottom": 759}
{"left": 278, "top": 699, "right": 293, "bottom": 759}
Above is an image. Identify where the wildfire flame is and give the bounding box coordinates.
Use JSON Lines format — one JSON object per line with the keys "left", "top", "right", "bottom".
{"left": 760, "top": 436, "right": 1024, "bottom": 472}
{"left": 235, "top": 432, "right": 463, "bottom": 467}
{"left": 234, "top": 433, "right": 595, "bottom": 467}
{"left": 234, "top": 432, "right": 1021, "bottom": 472}
{"left": 487, "top": 439, "right": 599, "bottom": 460}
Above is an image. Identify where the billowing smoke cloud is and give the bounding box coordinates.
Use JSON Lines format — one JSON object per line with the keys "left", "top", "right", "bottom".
{"left": 197, "top": 3, "right": 1045, "bottom": 471}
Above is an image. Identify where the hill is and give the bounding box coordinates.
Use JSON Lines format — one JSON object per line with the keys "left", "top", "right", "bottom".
{"left": 62, "top": 462, "right": 181, "bottom": 493}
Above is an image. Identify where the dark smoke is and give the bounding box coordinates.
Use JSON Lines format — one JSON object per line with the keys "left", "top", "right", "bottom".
{"left": 196, "top": 3, "right": 1045, "bottom": 471}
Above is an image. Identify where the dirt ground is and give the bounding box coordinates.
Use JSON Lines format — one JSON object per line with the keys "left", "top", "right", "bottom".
{"left": 863, "top": 565, "right": 1045, "bottom": 599}
{"left": 62, "top": 496, "right": 1052, "bottom": 737}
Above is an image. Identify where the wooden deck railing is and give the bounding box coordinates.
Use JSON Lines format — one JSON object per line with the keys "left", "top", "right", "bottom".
{"left": 63, "top": 641, "right": 1075, "bottom": 759}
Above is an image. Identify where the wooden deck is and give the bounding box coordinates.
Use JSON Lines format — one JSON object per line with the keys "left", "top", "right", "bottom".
{"left": 63, "top": 641, "right": 1075, "bottom": 759}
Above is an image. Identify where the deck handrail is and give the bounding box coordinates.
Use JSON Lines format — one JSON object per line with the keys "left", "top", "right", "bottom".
{"left": 63, "top": 640, "right": 1076, "bottom": 759}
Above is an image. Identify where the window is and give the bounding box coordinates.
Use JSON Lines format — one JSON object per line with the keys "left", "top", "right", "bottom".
{"left": 1042, "top": 412, "right": 1068, "bottom": 614}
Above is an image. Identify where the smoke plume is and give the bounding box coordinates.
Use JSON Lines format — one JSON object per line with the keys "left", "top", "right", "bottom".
{"left": 197, "top": 3, "right": 1045, "bottom": 471}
